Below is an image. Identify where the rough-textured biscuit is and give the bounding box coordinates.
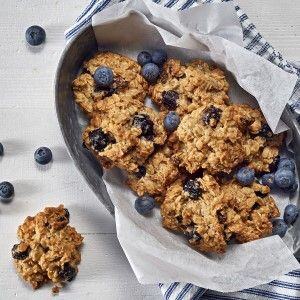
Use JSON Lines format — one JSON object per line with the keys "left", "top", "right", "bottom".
{"left": 12, "top": 205, "right": 83, "bottom": 291}
{"left": 73, "top": 52, "right": 148, "bottom": 115}
{"left": 150, "top": 59, "right": 229, "bottom": 116}
{"left": 127, "top": 145, "right": 180, "bottom": 201}
{"left": 173, "top": 103, "right": 283, "bottom": 174}
{"left": 161, "top": 175, "right": 279, "bottom": 253}
{"left": 83, "top": 97, "right": 167, "bottom": 172}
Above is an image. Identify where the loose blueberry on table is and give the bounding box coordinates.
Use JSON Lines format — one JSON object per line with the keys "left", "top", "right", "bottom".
{"left": 135, "top": 195, "right": 155, "bottom": 215}
{"left": 0, "top": 181, "right": 14, "bottom": 203}
{"left": 34, "top": 147, "right": 53, "bottom": 165}
{"left": 25, "top": 25, "right": 46, "bottom": 46}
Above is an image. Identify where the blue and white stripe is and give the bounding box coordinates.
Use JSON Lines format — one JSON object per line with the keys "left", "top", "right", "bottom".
{"left": 66, "top": 0, "right": 300, "bottom": 298}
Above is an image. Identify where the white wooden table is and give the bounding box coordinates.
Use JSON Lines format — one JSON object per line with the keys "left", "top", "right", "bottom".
{"left": 0, "top": 1, "right": 299, "bottom": 299}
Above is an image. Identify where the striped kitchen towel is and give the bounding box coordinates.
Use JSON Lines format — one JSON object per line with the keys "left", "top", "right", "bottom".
{"left": 66, "top": 0, "right": 300, "bottom": 299}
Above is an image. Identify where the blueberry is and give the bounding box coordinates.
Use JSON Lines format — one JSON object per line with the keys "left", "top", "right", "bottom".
{"left": 94, "top": 66, "right": 114, "bottom": 88}
{"left": 0, "top": 142, "right": 3, "bottom": 156}
{"left": 202, "top": 105, "right": 222, "bottom": 127}
{"left": 261, "top": 173, "right": 275, "bottom": 188}
{"left": 272, "top": 219, "right": 288, "bottom": 238}
{"left": 284, "top": 182, "right": 299, "bottom": 194}
{"left": 25, "top": 25, "right": 46, "bottom": 46}
{"left": 132, "top": 114, "right": 154, "bottom": 140}
{"left": 183, "top": 179, "right": 202, "bottom": 199}
{"left": 258, "top": 124, "right": 273, "bottom": 139}
{"left": 274, "top": 169, "right": 295, "bottom": 189}
{"left": 141, "top": 63, "right": 160, "bottom": 84}
{"left": 134, "top": 196, "right": 155, "bottom": 215}
{"left": 162, "top": 90, "right": 179, "bottom": 110}
{"left": 11, "top": 244, "right": 30, "bottom": 260}
{"left": 34, "top": 147, "right": 52, "bottom": 165}
{"left": 278, "top": 158, "right": 295, "bottom": 172}
{"left": 58, "top": 263, "right": 77, "bottom": 282}
{"left": 0, "top": 181, "right": 14, "bottom": 202}
{"left": 284, "top": 204, "right": 299, "bottom": 225}
{"left": 137, "top": 51, "right": 152, "bottom": 66}
{"left": 152, "top": 49, "right": 168, "bottom": 66}
{"left": 236, "top": 167, "right": 255, "bottom": 186}
{"left": 89, "top": 128, "right": 115, "bottom": 152}
{"left": 164, "top": 112, "right": 180, "bottom": 132}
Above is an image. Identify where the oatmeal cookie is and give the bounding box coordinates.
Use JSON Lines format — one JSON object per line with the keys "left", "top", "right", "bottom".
{"left": 173, "top": 103, "right": 283, "bottom": 174}
{"left": 83, "top": 100, "right": 167, "bottom": 172}
{"left": 149, "top": 59, "right": 229, "bottom": 116}
{"left": 73, "top": 52, "right": 148, "bottom": 114}
{"left": 12, "top": 205, "right": 83, "bottom": 291}
{"left": 161, "top": 175, "right": 279, "bottom": 253}
{"left": 127, "top": 145, "right": 180, "bottom": 202}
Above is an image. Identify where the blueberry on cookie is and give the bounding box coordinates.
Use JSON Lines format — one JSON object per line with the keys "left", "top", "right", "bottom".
{"left": 94, "top": 66, "right": 114, "bottom": 88}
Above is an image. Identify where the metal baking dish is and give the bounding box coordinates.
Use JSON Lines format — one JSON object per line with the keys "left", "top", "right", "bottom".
{"left": 55, "top": 25, "right": 300, "bottom": 258}
{"left": 55, "top": 25, "right": 114, "bottom": 215}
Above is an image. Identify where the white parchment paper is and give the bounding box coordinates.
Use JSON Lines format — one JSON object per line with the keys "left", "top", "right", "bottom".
{"left": 90, "top": 0, "right": 300, "bottom": 292}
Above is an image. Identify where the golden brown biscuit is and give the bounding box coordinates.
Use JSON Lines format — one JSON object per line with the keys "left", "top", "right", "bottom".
{"left": 161, "top": 175, "right": 279, "bottom": 253}
{"left": 73, "top": 52, "right": 148, "bottom": 115}
{"left": 150, "top": 59, "right": 229, "bottom": 116}
{"left": 12, "top": 205, "right": 83, "bottom": 291}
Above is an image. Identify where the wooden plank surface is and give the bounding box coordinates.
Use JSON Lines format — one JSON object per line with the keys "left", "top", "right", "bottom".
{"left": 0, "top": 0, "right": 299, "bottom": 299}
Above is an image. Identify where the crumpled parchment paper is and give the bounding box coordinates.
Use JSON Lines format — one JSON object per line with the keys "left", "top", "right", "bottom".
{"left": 89, "top": 0, "right": 300, "bottom": 292}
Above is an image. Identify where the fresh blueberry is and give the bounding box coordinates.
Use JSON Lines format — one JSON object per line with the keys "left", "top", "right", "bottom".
{"left": 272, "top": 219, "right": 288, "bottom": 238}
{"left": 134, "top": 196, "right": 155, "bottom": 215}
{"left": 261, "top": 173, "right": 275, "bottom": 188}
{"left": 137, "top": 51, "right": 152, "bottom": 66}
{"left": 34, "top": 147, "right": 52, "bottom": 165}
{"left": 164, "top": 112, "right": 180, "bottom": 132}
{"left": 141, "top": 63, "right": 160, "bottom": 84}
{"left": 0, "top": 181, "right": 14, "bottom": 203}
{"left": 162, "top": 90, "right": 179, "bottom": 110}
{"left": 236, "top": 167, "right": 255, "bottom": 186}
{"left": 183, "top": 179, "right": 202, "bottom": 199}
{"left": 274, "top": 169, "right": 295, "bottom": 189}
{"left": 0, "top": 142, "right": 3, "bottom": 156}
{"left": 132, "top": 114, "right": 154, "bottom": 140}
{"left": 278, "top": 158, "right": 295, "bottom": 172}
{"left": 25, "top": 25, "right": 46, "bottom": 46}
{"left": 152, "top": 49, "right": 168, "bottom": 66}
{"left": 89, "top": 128, "right": 115, "bottom": 152}
{"left": 94, "top": 67, "right": 114, "bottom": 88}
{"left": 284, "top": 204, "right": 299, "bottom": 225}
